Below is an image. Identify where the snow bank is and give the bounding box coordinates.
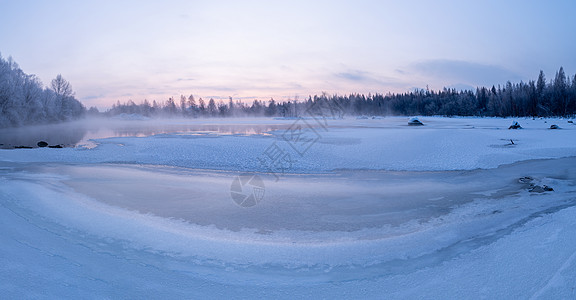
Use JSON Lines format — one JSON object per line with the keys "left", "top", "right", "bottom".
{"left": 1, "top": 157, "right": 576, "bottom": 297}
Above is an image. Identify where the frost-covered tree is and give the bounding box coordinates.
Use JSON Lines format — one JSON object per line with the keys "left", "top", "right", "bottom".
{"left": 198, "top": 98, "right": 206, "bottom": 116}
{"left": 0, "top": 54, "right": 84, "bottom": 127}
{"left": 228, "top": 96, "right": 235, "bottom": 117}
{"left": 164, "top": 97, "right": 177, "bottom": 115}
{"left": 179, "top": 95, "right": 187, "bottom": 115}
{"left": 217, "top": 100, "right": 228, "bottom": 117}
{"left": 51, "top": 74, "right": 74, "bottom": 98}
{"left": 207, "top": 98, "right": 217, "bottom": 117}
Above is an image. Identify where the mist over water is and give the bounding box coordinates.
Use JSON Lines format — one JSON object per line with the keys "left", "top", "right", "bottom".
{"left": 0, "top": 117, "right": 294, "bottom": 149}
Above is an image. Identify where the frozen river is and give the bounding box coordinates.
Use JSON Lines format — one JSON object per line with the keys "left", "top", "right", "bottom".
{"left": 1, "top": 116, "right": 576, "bottom": 298}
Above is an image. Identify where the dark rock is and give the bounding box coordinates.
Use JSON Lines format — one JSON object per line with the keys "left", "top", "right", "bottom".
{"left": 550, "top": 124, "right": 560, "bottom": 129}
{"left": 37, "top": 141, "right": 48, "bottom": 147}
{"left": 568, "top": 120, "right": 574, "bottom": 124}
{"left": 14, "top": 146, "right": 33, "bottom": 149}
{"left": 529, "top": 186, "right": 545, "bottom": 193}
{"left": 408, "top": 117, "right": 424, "bottom": 126}
{"left": 518, "top": 176, "right": 533, "bottom": 184}
{"left": 48, "top": 145, "right": 63, "bottom": 148}
{"left": 529, "top": 185, "right": 554, "bottom": 193}
{"left": 508, "top": 121, "right": 522, "bottom": 129}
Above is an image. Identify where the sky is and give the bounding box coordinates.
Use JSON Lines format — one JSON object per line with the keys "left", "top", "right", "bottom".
{"left": 1, "top": 0, "right": 576, "bottom": 109}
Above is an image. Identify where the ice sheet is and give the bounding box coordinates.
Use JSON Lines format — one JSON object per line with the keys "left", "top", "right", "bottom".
{"left": 1, "top": 117, "right": 576, "bottom": 173}
{"left": 2, "top": 157, "right": 576, "bottom": 276}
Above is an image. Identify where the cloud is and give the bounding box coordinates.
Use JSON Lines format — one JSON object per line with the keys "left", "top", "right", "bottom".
{"left": 80, "top": 95, "right": 104, "bottom": 101}
{"left": 334, "top": 69, "right": 405, "bottom": 89}
{"left": 410, "top": 59, "right": 522, "bottom": 87}
{"left": 336, "top": 71, "right": 371, "bottom": 81}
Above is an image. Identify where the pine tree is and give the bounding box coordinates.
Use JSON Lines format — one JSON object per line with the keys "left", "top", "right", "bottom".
{"left": 198, "top": 98, "right": 206, "bottom": 116}
{"left": 207, "top": 98, "right": 217, "bottom": 117}
{"left": 553, "top": 67, "right": 568, "bottom": 115}
{"left": 180, "top": 95, "right": 187, "bottom": 115}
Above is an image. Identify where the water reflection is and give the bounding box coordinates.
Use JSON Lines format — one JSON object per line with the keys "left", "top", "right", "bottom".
{"left": 0, "top": 122, "right": 87, "bottom": 149}
{"left": 0, "top": 118, "right": 291, "bottom": 149}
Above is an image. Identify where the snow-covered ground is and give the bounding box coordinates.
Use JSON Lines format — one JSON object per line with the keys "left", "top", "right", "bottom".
{"left": 1, "top": 116, "right": 576, "bottom": 298}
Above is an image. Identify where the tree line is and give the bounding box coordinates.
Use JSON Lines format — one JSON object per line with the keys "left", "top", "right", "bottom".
{"left": 0, "top": 54, "right": 85, "bottom": 128}
{"left": 3, "top": 50, "right": 575, "bottom": 127}
{"left": 108, "top": 67, "right": 576, "bottom": 119}
{"left": 387, "top": 67, "right": 576, "bottom": 117}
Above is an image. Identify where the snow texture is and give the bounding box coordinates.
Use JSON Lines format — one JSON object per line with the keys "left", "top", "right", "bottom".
{"left": 1, "top": 116, "right": 576, "bottom": 298}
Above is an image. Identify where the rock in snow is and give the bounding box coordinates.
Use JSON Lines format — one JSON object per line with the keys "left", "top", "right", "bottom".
{"left": 518, "top": 176, "right": 534, "bottom": 184}
{"left": 408, "top": 117, "right": 424, "bottom": 126}
{"left": 529, "top": 185, "right": 554, "bottom": 193}
{"left": 508, "top": 121, "right": 522, "bottom": 129}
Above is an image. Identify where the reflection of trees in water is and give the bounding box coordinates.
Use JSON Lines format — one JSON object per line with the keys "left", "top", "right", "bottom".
{"left": 0, "top": 122, "right": 87, "bottom": 148}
